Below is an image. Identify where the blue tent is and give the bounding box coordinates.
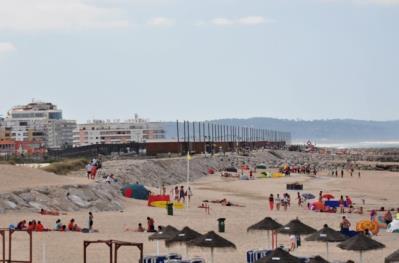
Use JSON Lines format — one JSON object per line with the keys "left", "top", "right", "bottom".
{"left": 121, "top": 184, "right": 150, "bottom": 200}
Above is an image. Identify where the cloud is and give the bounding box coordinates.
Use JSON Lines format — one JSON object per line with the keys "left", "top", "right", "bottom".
{"left": 147, "top": 17, "right": 176, "bottom": 27}
{"left": 211, "top": 18, "right": 235, "bottom": 26}
{"left": 0, "top": 0, "right": 128, "bottom": 31}
{"left": 210, "top": 16, "right": 272, "bottom": 27}
{"left": 0, "top": 42, "right": 16, "bottom": 54}
{"left": 238, "top": 16, "right": 272, "bottom": 25}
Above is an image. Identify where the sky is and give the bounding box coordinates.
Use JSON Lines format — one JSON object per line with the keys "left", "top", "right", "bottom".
{"left": 0, "top": 0, "right": 398, "bottom": 123}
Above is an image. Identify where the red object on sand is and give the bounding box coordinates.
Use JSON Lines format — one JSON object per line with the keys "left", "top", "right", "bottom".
{"left": 123, "top": 188, "right": 133, "bottom": 198}
{"left": 208, "top": 168, "right": 215, "bottom": 174}
{"left": 147, "top": 195, "right": 170, "bottom": 206}
{"left": 322, "top": 194, "right": 334, "bottom": 200}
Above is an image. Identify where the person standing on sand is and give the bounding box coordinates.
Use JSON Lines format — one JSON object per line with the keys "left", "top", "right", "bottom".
{"left": 268, "top": 194, "right": 274, "bottom": 210}
{"left": 85, "top": 163, "right": 92, "bottom": 179}
{"left": 358, "top": 171, "right": 361, "bottom": 178}
{"left": 179, "top": 186, "right": 185, "bottom": 202}
{"left": 187, "top": 187, "right": 193, "bottom": 201}
{"left": 341, "top": 169, "right": 344, "bottom": 178}
{"left": 88, "top": 212, "right": 94, "bottom": 232}
{"left": 275, "top": 194, "right": 281, "bottom": 211}
{"left": 297, "top": 192, "right": 302, "bottom": 207}
{"left": 339, "top": 196, "right": 345, "bottom": 213}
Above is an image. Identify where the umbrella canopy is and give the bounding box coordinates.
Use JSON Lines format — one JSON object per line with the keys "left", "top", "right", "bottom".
{"left": 165, "top": 227, "right": 202, "bottom": 247}
{"left": 337, "top": 233, "right": 385, "bottom": 251}
{"left": 385, "top": 249, "right": 399, "bottom": 263}
{"left": 302, "top": 193, "right": 316, "bottom": 200}
{"left": 247, "top": 217, "right": 283, "bottom": 232}
{"left": 309, "top": 256, "right": 330, "bottom": 263}
{"left": 149, "top": 225, "right": 179, "bottom": 241}
{"left": 322, "top": 194, "right": 334, "bottom": 199}
{"left": 187, "top": 231, "right": 236, "bottom": 249}
{"left": 254, "top": 248, "right": 301, "bottom": 263}
{"left": 279, "top": 219, "right": 317, "bottom": 235}
{"left": 121, "top": 184, "right": 150, "bottom": 200}
{"left": 305, "top": 224, "right": 347, "bottom": 242}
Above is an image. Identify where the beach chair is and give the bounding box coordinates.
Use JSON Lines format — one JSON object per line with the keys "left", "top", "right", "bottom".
{"left": 246, "top": 249, "right": 271, "bottom": 263}
{"left": 143, "top": 255, "right": 167, "bottom": 263}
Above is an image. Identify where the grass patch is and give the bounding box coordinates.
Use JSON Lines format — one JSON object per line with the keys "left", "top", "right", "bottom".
{"left": 42, "top": 158, "right": 89, "bottom": 175}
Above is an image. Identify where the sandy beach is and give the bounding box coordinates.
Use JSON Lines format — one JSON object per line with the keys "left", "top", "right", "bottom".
{"left": 0, "top": 154, "right": 398, "bottom": 263}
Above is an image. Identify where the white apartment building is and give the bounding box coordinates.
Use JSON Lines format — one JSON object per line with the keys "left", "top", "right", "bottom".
{"left": 0, "top": 102, "right": 77, "bottom": 149}
{"left": 73, "top": 118, "right": 165, "bottom": 147}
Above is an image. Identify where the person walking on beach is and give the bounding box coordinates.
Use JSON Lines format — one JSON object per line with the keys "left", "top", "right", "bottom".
{"left": 268, "top": 194, "right": 274, "bottom": 210}
{"left": 88, "top": 212, "right": 94, "bottom": 232}
{"left": 275, "top": 194, "right": 281, "bottom": 211}
{"left": 358, "top": 171, "right": 361, "bottom": 178}
{"left": 174, "top": 186, "right": 179, "bottom": 201}
{"left": 297, "top": 192, "right": 302, "bottom": 207}
{"left": 179, "top": 186, "right": 185, "bottom": 202}
{"left": 85, "top": 163, "right": 92, "bottom": 179}
{"left": 341, "top": 169, "right": 344, "bottom": 178}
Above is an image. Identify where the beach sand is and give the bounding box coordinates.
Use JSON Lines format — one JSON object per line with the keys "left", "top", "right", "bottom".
{"left": 0, "top": 166, "right": 397, "bottom": 262}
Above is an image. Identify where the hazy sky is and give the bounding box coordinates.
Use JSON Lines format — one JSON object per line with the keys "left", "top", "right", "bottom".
{"left": 0, "top": 0, "right": 398, "bottom": 122}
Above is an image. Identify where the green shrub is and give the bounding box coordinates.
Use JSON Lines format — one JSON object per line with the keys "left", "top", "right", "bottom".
{"left": 42, "top": 158, "right": 89, "bottom": 175}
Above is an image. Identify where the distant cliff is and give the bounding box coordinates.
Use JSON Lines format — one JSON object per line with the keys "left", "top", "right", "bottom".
{"left": 161, "top": 118, "right": 399, "bottom": 143}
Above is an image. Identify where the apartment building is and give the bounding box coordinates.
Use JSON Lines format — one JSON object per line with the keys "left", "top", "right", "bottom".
{"left": 73, "top": 118, "right": 165, "bottom": 147}
{"left": 0, "top": 102, "right": 76, "bottom": 149}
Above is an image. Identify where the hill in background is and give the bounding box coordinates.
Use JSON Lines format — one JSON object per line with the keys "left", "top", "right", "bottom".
{"left": 161, "top": 118, "right": 399, "bottom": 143}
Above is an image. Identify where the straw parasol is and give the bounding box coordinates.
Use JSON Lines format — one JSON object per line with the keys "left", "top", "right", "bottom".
{"left": 309, "top": 256, "right": 330, "bottom": 263}
{"left": 278, "top": 218, "right": 317, "bottom": 235}
{"left": 305, "top": 224, "right": 347, "bottom": 260}
{"left": 337, "top": 233, "right": 385, "bottom": 263}
{"left": 254, "top": 248, "right": 301, "bottom": 263}
{"left": 247, "top": 217, "right": 282, "bottom": 249}
{"left": 187, "top": 231, "right": 236, "bottom": 263}
{"left": 148, "top": 225, "right": 179, "bottom": 255}
{"left": 165, "top": 227, "right": 202, "bottom": 256}
{"left": 385, "top": 249, "right": 399, "bottom": 263}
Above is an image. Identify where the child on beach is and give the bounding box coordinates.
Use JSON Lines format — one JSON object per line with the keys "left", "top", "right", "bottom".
{"left": 268, "top": 194, "right": 274, "bottom": 210}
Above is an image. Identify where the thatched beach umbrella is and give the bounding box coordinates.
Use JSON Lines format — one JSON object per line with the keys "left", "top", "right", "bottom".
{"left": 385, "top": 249, "right": 399, "bottom": 263}
{"left": 309, "top": 255, "right": 330, "bottom": 263}
{"left": 254, "top": 248, "right": 301, "bottom": 263}
{"left": 305, "top": 224, "right": 347, "bottom": 260}
{"left": 148, "top": 225, "right": 179, "bottom": 255}
{"left": 337, "top": 233, "right": 385, "bottom": 263}
{"left": 278, "top": 218, "right": 317, "bottom": 235}
{"left": 165, "top": 227, "right": 202, "bottom": 256}
{"left": 187, "top": 231, "right": 236, "bottom": 263}
{"left": 247, "top": 217, "right": 282, "bottom": 249}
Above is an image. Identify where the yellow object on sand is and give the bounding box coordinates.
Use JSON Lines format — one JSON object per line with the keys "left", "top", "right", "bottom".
{"left": 272, "top": 173, "right": 285, "bottom": 178}
{"left": 150, "top": 201, "right": 185, "bottom": 209}
{"left": 356, "top": 220, "right": 379, "bottom": 235}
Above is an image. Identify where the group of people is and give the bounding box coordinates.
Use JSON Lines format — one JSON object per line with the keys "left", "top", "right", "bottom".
{"left": 331, "top": 168, "right": 361, "bottom": 178}
{"left": 85, "top": 158, "right": 101, "bottom": 180}
{"left": 268, "top": 193, "right": 293, "bottom": 211}
{"left": 170, "top": 185, "right": 193, "bottom": 202}
{"left": 126, "top": 217, "right": 156, "bottom": 233}
{"left": 13, "top": 212, "right": 94, "bottom": 233}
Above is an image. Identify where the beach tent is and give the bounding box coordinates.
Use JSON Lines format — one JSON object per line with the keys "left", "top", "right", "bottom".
{"left": 387, "top": 220, "right": 399, "bottom": 233}
{"left": 148, "top": 195, "right": 184, "bottom": 209}
{"left": 121, "top": 184, "right": 150, "bottom": 200}
{"left": 256, "top": 164, "right": 267, "bottom": 169}
{"left": 356, "top": 220, "right": 379, "bottom": 235}
{"left": 311, "top": 201, "right": 325, "bottom": 211}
